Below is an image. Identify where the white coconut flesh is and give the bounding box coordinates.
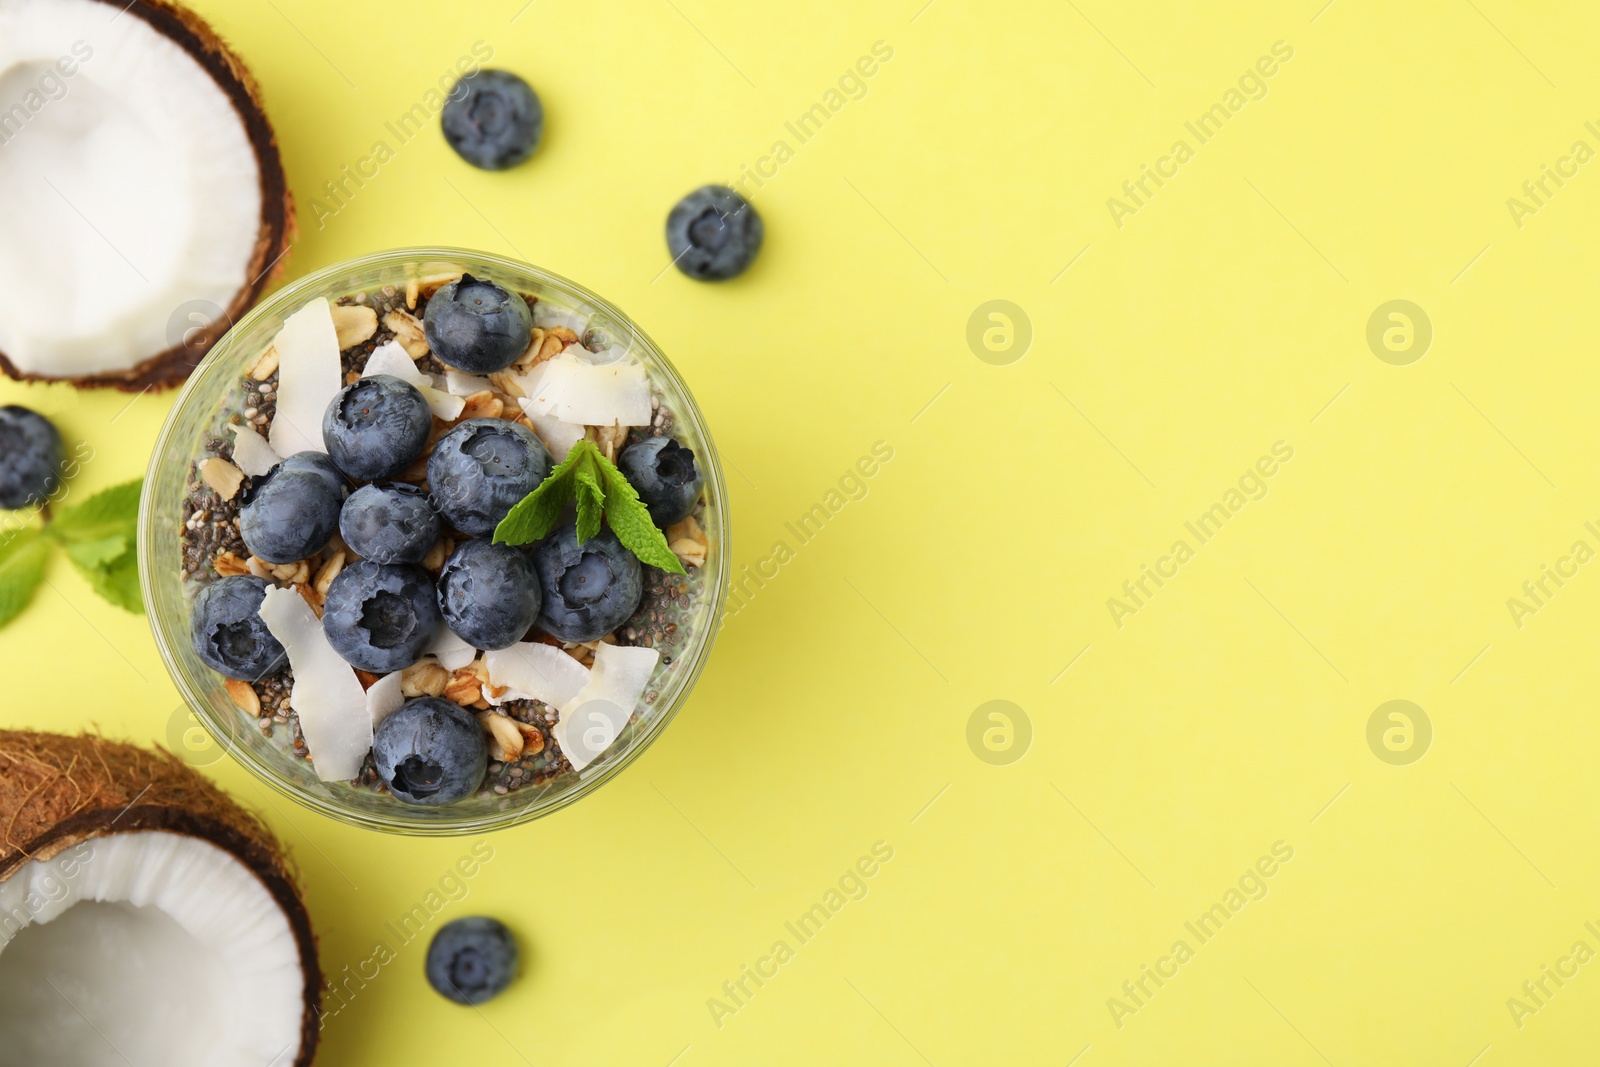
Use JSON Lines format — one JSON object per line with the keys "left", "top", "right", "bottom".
{"left": 0, "top": 0, "right": 263, "bottom": 378}
{"left": 0, "top": 830, "right": 304, "bottom": 1067}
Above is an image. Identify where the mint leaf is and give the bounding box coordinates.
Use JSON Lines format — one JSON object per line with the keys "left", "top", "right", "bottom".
{"left": 62, "top": 533, "right": 128, "bottom": 572}
{"left": 598, "top": 460, "right": 686, "bottom": 574}
{"left": 574, "top": 460, "right": 604, "bottom": 543}
{"left": 47, "top": 479, "right": 141, "bottom": 544}
{"left": 44, "top": 479, "right": 144, "bottom": 614}
{"left": 493, "top": 441, "right": 594, "bottom": 545}
{"left": 0, "top": 528, "right": 50, "bottom": 627}
{"left": 75, "top": 547, "right": 141, "bottom": 613}
{"left": 493, "top": 476, "right": 572, "bottom": 545}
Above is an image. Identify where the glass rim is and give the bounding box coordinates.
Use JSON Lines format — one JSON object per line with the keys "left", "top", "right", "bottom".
{"left": 138, "top": 246, "right": 731, "bottom": 835}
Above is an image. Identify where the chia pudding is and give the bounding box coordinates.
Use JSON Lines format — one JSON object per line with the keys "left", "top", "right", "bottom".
{"left": 176, "top": 270, "right": 713, "bottom": 805}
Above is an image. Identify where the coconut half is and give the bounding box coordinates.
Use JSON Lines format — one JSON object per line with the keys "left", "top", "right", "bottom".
{"left": 0, "top": 731, "right": 319, "bottom": 1066}
{"left": 0, "top": 0, "right": 293, "bottom": 390}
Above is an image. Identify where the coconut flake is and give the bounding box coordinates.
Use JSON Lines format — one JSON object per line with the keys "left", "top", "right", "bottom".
{"left": 427, "top": 626, "right": 478, "bottom": 671}
{"left": 484, "top": 643, "right": 589, "bottom": 708}
{"left": 521, "top": 409, "right": 588, "bottom": 461}
{"left": 365, "top": 670, "right": 405, "bottom": 727}
{"left": 360, "top": 340, "right": 416, "bottom": 379}
{"left": 508, "top": 357, "right": 554, "bottom": 402}
{"left": 516, "top": 349, "right": 651, "bottom": 427}
{"left": 228, "top": 422, "right": 280, "bottom": 477}
{"left": 266, "top": 298, "right": 341, "bottom": 457}
{"left": 363, "top": 340, "right": 465, "bottom": 420}
{"left": 510, "top": 361, "right": 585, "bottom": 456}
{"left": 444, "top": 370, "right": 494, "bottom": 396}
{"left": 553, "top": 644, "right": 659, "bottom": 772}
{"left": 256, "top": 586, "right": 371, "bottom": 780}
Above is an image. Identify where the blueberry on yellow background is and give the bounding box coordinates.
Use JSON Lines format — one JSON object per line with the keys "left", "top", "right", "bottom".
{"left": 5, "top": 1, "right": 1600, "bottom": 1064}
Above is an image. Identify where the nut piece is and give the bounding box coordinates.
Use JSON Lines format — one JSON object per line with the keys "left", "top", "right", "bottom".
{"left": 457, "top": 390, "right": 503, "bottom": 422}
{"left": 213, "top": 550, "right": 251, "bottom": 578}
{"left": 384, "top": 309, "right": 429, "bottom": 359}
{"left": 667, "top": 513, "right": 708, "bottom": 569}
{"left": 538, "top": 326, "right": 578, "bottom": 364}
{"left": 198, "top": 457, "right": 245, "bottom": 501}
{"left": 270, "top": 559, "right": 310, "bottom": 586}
{"left": 476, "top": 711, "right": 524, "bottom": 762}
{"left": 513, "top": 328, "right": 546, "bottom": 371}
{"left": 246, "top": 555, "right": 274, "bottom": 580}
{"left": 421, "top": 534, "right": 454, "bottom": 574}
{"left": 295, "top": 582, "right": 324, "bottom": 618}
{"left": 468, "top": 662, "right": 493, "bottom": 710}
{"left": 489, "top": 371, "right": 525, "bottom": 399}
{"left": 250, "top": 344, "right": 279, "bottom": 381}
{"left": 512, "top": 719, "right": 545, "bottom": 755}
{"left": 224, "top": 678, "right": 261, "bottom": 716}
{"left": 401, "top": 658, "right": 450, "bottom": 698}
{"left": 313, "top": 550, "right": 346, "bottom": 596}
{"left": 332, "top": 304, "right": 379, "bottom": 350}
{"left": 593, "top": 423, "right": 627, "bottom": 464}
{"left": 444, "top": 667, "right": 482, "bottom": 706}
{"left": 418, "top": 272, "right": 463, "bottom": 299}
{"left": 405, "top": 277, "right": 420, "bottom": 310}
{"left": 668, "top": 540, "right": 706, "bottom": 568}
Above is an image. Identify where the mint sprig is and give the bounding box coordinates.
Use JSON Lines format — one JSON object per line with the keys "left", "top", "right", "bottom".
{"left": 0, "top": 479, "right": 145, "bottom": 626}
{"left": 48, "top": 479, "right": 144, "bottom": 613}
{"left": 493, "top": 440, "right": 686, "bottom": 574}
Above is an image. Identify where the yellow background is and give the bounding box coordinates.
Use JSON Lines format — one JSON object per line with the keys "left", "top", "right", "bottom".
{"left": 6, "top": 0, "right": 1600, "bottom": 1062}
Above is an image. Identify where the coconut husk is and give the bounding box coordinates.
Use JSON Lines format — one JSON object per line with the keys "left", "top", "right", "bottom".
{"left": 0, "top": 730, "right": 320, "bottom": 1065}
{"left": 0, "top": 0, "right": 295, "bottom": 391}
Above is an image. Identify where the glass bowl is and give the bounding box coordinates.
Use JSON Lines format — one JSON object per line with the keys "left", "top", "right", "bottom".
{"left": 139, "top": 248, "right": 729, "bottom": 835}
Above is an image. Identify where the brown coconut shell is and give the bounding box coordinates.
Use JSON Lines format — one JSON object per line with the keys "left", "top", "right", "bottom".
{"left": 0, "top": 0, "right": 295, "bottom": 392}
{"left": 0, "top": 731, "right": 319, "bottom": 1066}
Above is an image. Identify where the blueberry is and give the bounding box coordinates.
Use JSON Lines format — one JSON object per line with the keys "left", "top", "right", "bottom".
{"left": 0, "top": 406, "right": 63, "bottom": 510}
{"left": 273, "top": 450, "right": 348, "bottom": 490}
{"left": 427, "top": 419, "right": 551, "bottom": 536}
{"left": 372, "top": 697, "right": 487, "bottom": 806}
{"left": 239, "top": 451, "right": 349, "bottom": 564}
{"left": 423, "top": 274, "right": 533, "bottom": 374}
{"left": 438, "top": 537, "right": 541, "bottom": 651}
{"left": 617, "top": 437, "right": 703, "bottom": 526}
{"left": 531, "top": 524, "right": 642, "bottom": 642}
{"left": 340, "top": 483, "right": 440, "bottom": 565}
{"left": 666, "top": 185, "right": 763, "bottom": 281}
{"left": 322, "top": 375, "right": 432, "bottom": 482}
{"left": 441, "top": 70, "right": 543, "bottom": 171}
{"left": 321, "top": 560, "right": 442, "bottom": 672}
{"left": 426, "top": 917, "right": 518, "bottom": 1005}
{"left": 190, "top": 575, "right": 286, "bottom": 681}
